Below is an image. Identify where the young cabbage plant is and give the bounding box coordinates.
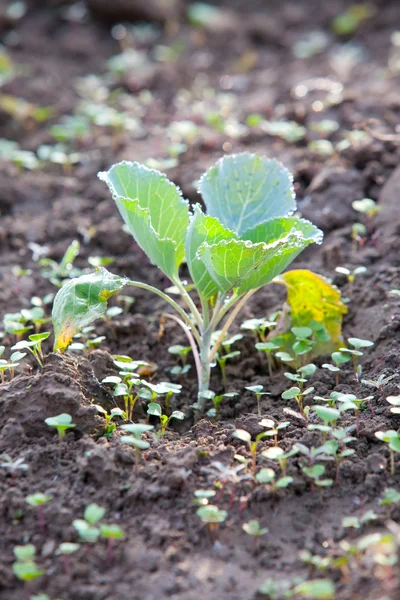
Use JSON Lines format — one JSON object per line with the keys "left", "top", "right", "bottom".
{"left": 120, "top": 423, "right": 154, "bottom": 468}
{"left": 205, "top": 390, "right": 239, "bottom": 422}
{"left": 233, "top": 428, "right": 269, "bottom": 475}
{"left": 52, "top": 153, "right": 322, "bottom": 413}
{"left": 147, "top": 402, "right": 185, "bottom": 436}
{"left": 256, "top": 467, "right": 293, "bottom": 492}
{"left": 45, "top": 413, "right": 76, "bottom": 441}
{"left": 242, "top": 520, "right": 269, "bottom": 555}
{"left": 11, "top": 332, "right": 50, "bottom": 368}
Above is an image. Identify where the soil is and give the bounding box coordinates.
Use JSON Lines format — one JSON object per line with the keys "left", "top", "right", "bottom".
{"left": 1, "top": 1, "right": 400, "bottom": 599}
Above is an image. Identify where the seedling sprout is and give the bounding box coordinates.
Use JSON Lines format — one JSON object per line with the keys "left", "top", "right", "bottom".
{"left": 245, "top": 385, "right": 271, "bottom": 417}
{"left": 26, "top": 493, "right": 52, "bottom": 534}
{"left": 45, "top": 413, "right": 76, "bottom": 441}
{"left": 196, "top": 505, "right": 227, "bottom": 537}
{"left": 56, "top": 542, "right": 80, "bottom": 575}
{"left": 374, "top": 430, "right": 400, "bottom": 475}
{"left": 120, "top": 423, "right": 154, "bottom": 468}
{"left": 242, "top": 520, "right": 269, "bottom": 555}
{"left": 100, "top": 524, "right": 125, "bottom": 565}
{"left": 12, "top": 332, "right": 50, "bottom": 368}
{"left": 147, "top": 402, "right": 185, "bottom": 436}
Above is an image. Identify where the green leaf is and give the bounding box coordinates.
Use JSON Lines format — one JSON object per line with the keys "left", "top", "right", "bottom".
{"left": 52, "top": 268, "right": 127, "bottom": 351}
{"left": 147, "top": 402, "right": 162, "bottom": 417}
{"left": 185, "top": 204, "right": 237, "bottom": 299}
{"left": 98, "top": 161, "right": 189, "bottom": 278}
{"left": 198, "top": 153, "right": 295, "bottom": 236}
{"left": 198, "top": 220, "right": 321, "bottom": 295}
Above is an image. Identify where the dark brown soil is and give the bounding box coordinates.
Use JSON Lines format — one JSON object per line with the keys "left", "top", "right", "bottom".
{"left": 1, "top": 1, "right": 400, "bottom": 599}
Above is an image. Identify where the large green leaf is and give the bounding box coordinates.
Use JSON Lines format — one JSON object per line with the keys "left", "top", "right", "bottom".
{"left": 185, "top": 204, "right": 237, "bottom": 300}
{"left": 198, "top": 153, "right": 295, "bottom": 236}
{"left": 242, "top": 216, "right": 323, "bottom": 245}
{"left": 52, "top": 268, "right": 127, "bottom": 351}
{"left": 198, "top": 222, "right": 321, "bottom": 295}
{"left": 98, "top": 161, "right": 189, "bottom": 279}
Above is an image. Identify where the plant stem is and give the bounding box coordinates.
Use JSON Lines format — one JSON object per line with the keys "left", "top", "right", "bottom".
{"left": 172, "top": 277, "right": 203, "bottom": 330}
{"left": 390, "top": 450, "right": 395, "bottom": 476}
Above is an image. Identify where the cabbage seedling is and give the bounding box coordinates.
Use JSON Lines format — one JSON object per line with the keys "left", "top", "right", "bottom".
{"left": 241, "top": 316, "right": 277, "bottom": 342}
{"left": 352, "top": 197, "right": 380, "bottom": 219}
{"left": 322, "top": 351, "right": 351, "bottom": 385}
{"left": 233, "top": 429, "right": 269, "bottom": 474}
{"left": 245, "top": 385, "right": 271, "bottom": 417}
{"left": 284, "top": 363, "right": 316, "bottom": 392}
{"left": 242, "top": 520, "right": 269, "bottom": 555}
{"left": 168, "top": 344, "right": 192, "bottom": 376}
{"left": 100, "top": 524, "right": 125, "bottom": 565}
{"left": 12, "top": 332, "right": 50, "bottom": 368}
{"left": 282, "top": 386, "right": 314, "bottom": 418}
{"left": 52, "top": 153, "right": 323, "bottom": 412}
{"left": 147, "top": 402, "right": 185, "bottom": 436}
{"left": 335, "top": 266, "right": 367, "bottom": 298}
{"left": 120, "top": 423, "right": 154, "bottom": 468}
{"left": 26, "top": 493, "right": 52, "bottom": 534}
{"left": 73, "top": 503, "right": 105, "bottom": 544}
{"left": 260, "top": 418, "right": 290, "bottom": 446}
{"left": 256, "top": 467, "right": 293, "bottom": 492}
{"left": 56, "top": 542, "right": 80, "bottom": 575}
{"left": 12, "top": 544, "right": 44, "bottom": 596}
{"left": 337, "top": 393, "right": 374, "bottom": 436}
{"left": 342, "top": 510, "right": 377, "bottom": 531}
{"left": 374, "top": 430, "right": 400, "bottom": 476}
{"left": 261, "top": 446, "right": 298, "bottom": 476}
{"left": 205, "top": 391, "right": 238, "bottom": 422}
{"left": 255, "top": 341, "right": 281, "bottom": 378}
{"left": 196, "top": 505, "right": 227, "bottom": 537}
{"left": 45, "top": 413, "right": 76, "bottom": 441}
{"left": 302, "top": 464, "right": 333, "bottom": 491}
{"left": 193, "top": 489, "right": 216, "bottom": 507}
{"left": 379, "top": 488, "right": 400, "bottom": 518}
{"left": 216, "top": 333, "right": 242, "bottom": 385}
{"left": 291, "top": 326, "right": 315, "bottom": 357}
{"left": 340, "top": 337, "right": 374, "bottom": 380}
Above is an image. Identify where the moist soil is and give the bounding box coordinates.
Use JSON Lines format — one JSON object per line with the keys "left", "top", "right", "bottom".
{"left": 1, "top": 1, "right": 400, "bottom": 599}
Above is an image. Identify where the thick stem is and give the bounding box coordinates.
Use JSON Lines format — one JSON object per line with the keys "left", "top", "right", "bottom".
{"left": 172, "top": 277, "right": 203, "bottom": 330}
{"left": 197, "top": 328, "right": 213, "bottom": 413}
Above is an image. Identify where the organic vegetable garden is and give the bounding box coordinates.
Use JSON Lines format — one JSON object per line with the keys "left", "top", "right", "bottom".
{"left": 1, "top": 1, "right": 400, "bottom": 599}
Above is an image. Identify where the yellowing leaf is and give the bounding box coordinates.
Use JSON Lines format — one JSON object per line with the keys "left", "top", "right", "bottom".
{"left": 52, "top": 269, "right": 128, "bottom": 352}
{"left": 271, "top": 269, "right": 347, "bottom": 366}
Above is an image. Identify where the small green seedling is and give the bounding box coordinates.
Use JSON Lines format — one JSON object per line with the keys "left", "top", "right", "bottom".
{"left": 284, "top": 363, "right": 316, "bottom": 392}
{"left": 233, "top": 429, "right": 269, "bottom": 474}
{"left": 245, "top": 385, "right": 271, "bottom": 417}
{"left": 45, "top": 413, "right": 76, "bottom": 441}
{"left": 255, "top": 341, "right": 281, "bottom": 378}
{"left": 302, "top": 464, "right": 333, "bottom": 491}
{"left": 379, "top": 488, "right": 400, "bottom": 517}
{"left": 215, "top": 333, "right": 242, "bottom": 385}
{"left": 205, "top": 391, "right": 238, "bottom": 422}
{"left": 335, "top": 266, "right": 367, "bottom": 298}
{"left": 351, "top": 222, "right": 367, "bottom": 252}
{"left": 94, "top": 405, "right": 125, "bottom": 436}
{"left": 39, "top": 240, "right": 81, "bottom": 287}
{"left": 310, "top": 406, "right": 341, "bottom": 439}
{"left": 375, "top": 430, "right": 400, "bottom": 475}
{"left": 352, "top": 197, "right": 380, "bottom": 219}
{"left": 242, "top": 520, "right": 269, "bottom": 555}
{"left": 386, "top": 395, "right": 400, "bottom": 414}
{"left": 293, "top": 578, "right": 335, "bottom": 600}
{"left": 241, "top": 317, "right": 276, "bottom": 342}
{"left": 282, "top": 385, "right": 314, "bottom": 418}
{"left": 336, "top": 393, "right": 374, "bottom": 436}
{"left": 0, "top": 454, "right": 29, "bottom": 480}
{"left": 196, "top": 505, "right": 227, "bottom": 536}
{"left": 0, "top": 347, "right": 26, "bottom": 383}
{"left": 140, "top": 380, "right": 182, "bottom": 415}
{"left": 291, "top": 326, "right": 315, "bottom": 357}
{"left": 193, "top": 489, "right": 216, "bottom": 507}
{"left": 147, "top": 402, "right": 185, "bottom": 436}
{"left": 26, "top": 493, "right": 51, "bottom": 534}
{"left": 340, "top": 337, "right": 374, "bottom": 380}
{"left": 120, "top": 423, "right": 154, "bottom": 468}
{"left": 56, "top": 542, "right": 80, "bottom": 575}
{"left": 259, "top": 418, "right": 290, "bottom": 446}
{"left": 168, "top": 344, "right": 192, "bottom": 376}
{"left": 12, "top": 544, "right": 44, "bottom": 590}
{"left": 342, "top": 510, "right": 377, "bottom": 530}
{"left": 100, "top": 524, "right": 125, "bottom": 565}
{"left": 256, "top": 467, "right": 293, "bottom": 492}
{"left": 261, "top": 446, "right": 298, "bottom": 476}
{"left": 73, "top": 503, "right": 105, "bottom": 544}
{"left": 52, "top": 153, "right": 323, "bottom": 413}
{"left": 362, "top": 374, "right": 396, "bottom": 393}
{"left": 12, "top": 332, "right": 50, "bottom": 368}
{"left": 322, "top": 351, "right": 351, "bottom": 385}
